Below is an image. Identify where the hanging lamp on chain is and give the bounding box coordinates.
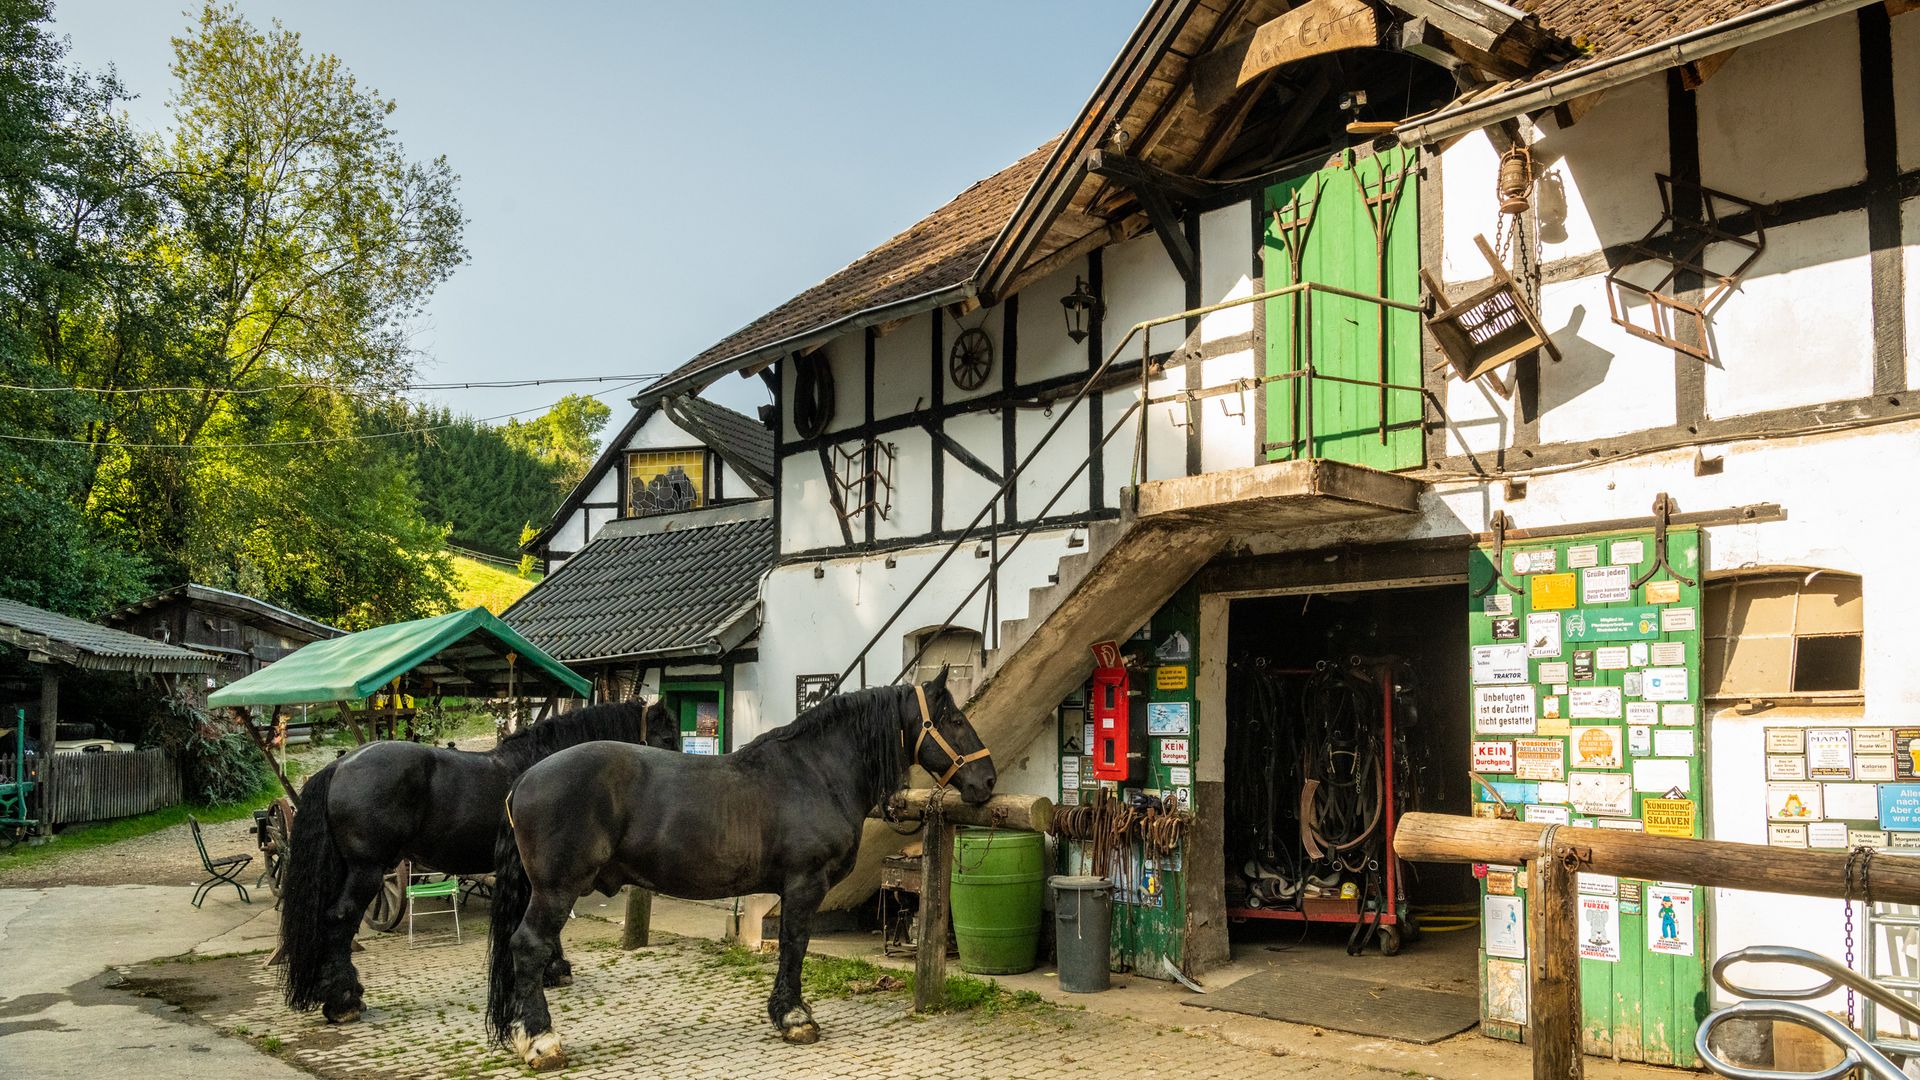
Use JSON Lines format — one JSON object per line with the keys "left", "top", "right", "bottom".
{"left": 1496, "top": 145, "right": 1534, "bottom": 215}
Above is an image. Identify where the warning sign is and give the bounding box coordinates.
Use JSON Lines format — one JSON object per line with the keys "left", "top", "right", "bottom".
{"left": 1474, "top": 687, "right": 1537, "bottom": 733}
{"left": 1473, "top": 741, "right": 1516, "bottom": 774}
{"left": 1514, "top": 738, "right": 1565, "bottom": 781}
{"left": 1153, "top": 665, "right": 1189, "bottom": 691}
{"left": 1642, "top": 798, "right": 1696, "bottom": 838}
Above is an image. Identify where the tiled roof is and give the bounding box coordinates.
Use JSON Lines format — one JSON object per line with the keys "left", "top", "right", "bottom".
{"left": 639, "top": 138, "right": 1058, "bottom": 398}
{"left": 502, "top": 508, "right": 774, "bottom": 664}
{"left": 671, "top": 395, "right": 775, "bottom": 487}
{"left": 0, "top": 597, "right": 222, "bottom": 673}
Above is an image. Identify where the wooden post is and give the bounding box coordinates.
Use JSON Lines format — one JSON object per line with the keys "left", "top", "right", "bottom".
{"left": 36, "top": 670, "right": 58, "bottom": 835}
{"left": 233, "top": 708, "right": 301, "bottom": 805}
{"left": 914, "top": 810, "right": 951, "bottom": 1013}
{"left": 622, "top": 887, "right": 654, "bottom": 949}
{"left": 874, "top": 789, "right": 1054, "bottom": 832}
{"left": 1528, "top": 847, "right": 1583, "bottom": 1080}
{"left": 1395, "top": 812, "right": 1920, "bottom": 905}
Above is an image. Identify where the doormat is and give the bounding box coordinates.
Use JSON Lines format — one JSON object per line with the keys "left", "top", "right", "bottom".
{"left": 1181, "top": 971, "right": 1478, "bottom": 1044}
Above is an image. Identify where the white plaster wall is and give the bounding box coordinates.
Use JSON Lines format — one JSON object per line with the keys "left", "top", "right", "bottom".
{"left": 1439, "top": 369, "right": 1513, "bottom": 459}
{"left": 1440, "top": 130, "right": 1506, "bottom": 282}
{"left": 1904, "top": 196, "right": 1920, "bottom": 391}
{"left": 1014, "top": 258, "right": 1097, "bottom": 385}
{"left": 583, "top": 506, "right": 620, "bottom": 546}
{"left": 1535, "top": 273, "right": 1679, "bottom": 444}
{"left": 778, "top": 450, "right": 847, "bottom": 553}
{"left": 1898, "top": 10, "right": 1920, "bottom": 174}
{"left": 945, "top": 306, "right": 1006, "bottom": 405}
{"left": 1197, "top": 348, "right": 1258, "bottom": 474}
{"left": 752, "top": 531, "right": 1077, "bottom": 741}
{"left": 583, "top": 469, "right": 619, "bottom": 505}
{"left": 941, "top": 410, "right": 1005, "bottom": 528}
{"left": 1101, "top": 385, "right": 1145, "bottom": 507}
{"left": 626, "top": 411, "right": 698, "bottom": 451}
{"left": 1199, "top": 202, "right": 1256, "bottom": 343}
{"left": 871, "top": 426, "right": 934, "bottom": 541}
{"left": 1102, "top": 232, "right": 1187, "bottom": 355}
{"left": 1526, "top": 76, "right": 1671, "bottom": 261}
{"left": 819, "top": 334, "right": 867, "bottom": 435}
{"left": 1704, "top": 213, "right": 1876, "bottom": 418}
{"left": 872, "top": 315, "right": 933, "bottom": 419}
{"left": 1696, "top": 14, "right": 1866, "bottom": 204}
{"left": 729, "top": 660, "right": 762, "bottom": 752}
{"left": 1016, "top": 407, "right": 1089, "bottom": 516}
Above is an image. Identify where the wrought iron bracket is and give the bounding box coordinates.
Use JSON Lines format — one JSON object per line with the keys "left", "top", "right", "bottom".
{"left": 1474, "top": 509, "right": 1524, "bottom": 597}
{"left": 1634, "top": 493, "right": 1696, "bottom": 588}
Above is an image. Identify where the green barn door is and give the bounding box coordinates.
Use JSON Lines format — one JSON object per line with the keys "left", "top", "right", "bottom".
{"left": 1262, "top": 146, "right": 1422, "bottom": 471}
{"left": 1466, "top": 527, "right": 1707, "bottom": 1067}
{"left": 662, "top": 678, "right": 725, "bottom": 755}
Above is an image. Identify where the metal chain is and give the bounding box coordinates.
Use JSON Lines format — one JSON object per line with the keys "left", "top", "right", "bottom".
{"left": 1844, "top": 845, "right": 1876, "bottom": 1026}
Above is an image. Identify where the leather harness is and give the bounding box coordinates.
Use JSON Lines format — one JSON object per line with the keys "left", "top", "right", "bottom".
{"left": 911, "top": 685, "right": 991, "bottom": 789}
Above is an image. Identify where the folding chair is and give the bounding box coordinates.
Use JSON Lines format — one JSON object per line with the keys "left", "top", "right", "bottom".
{"left": 405, "top": 873, "right": 461, "bottom": 944}
{"left": 188, "top": 815, "right": 252, "bottom": 908}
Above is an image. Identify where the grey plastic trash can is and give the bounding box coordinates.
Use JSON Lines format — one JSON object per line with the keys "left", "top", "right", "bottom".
{"left": 1050, "top": 875, "right": 1113, "bottom": 993}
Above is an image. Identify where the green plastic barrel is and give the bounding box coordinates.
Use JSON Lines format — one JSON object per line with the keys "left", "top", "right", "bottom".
{"left": 949, "top": 827, "right": 1045, "bottom": 975}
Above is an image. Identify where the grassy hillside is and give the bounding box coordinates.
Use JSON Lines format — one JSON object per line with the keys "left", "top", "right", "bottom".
{"left": 452, "top": 554, "right": 539, "bottom": 613}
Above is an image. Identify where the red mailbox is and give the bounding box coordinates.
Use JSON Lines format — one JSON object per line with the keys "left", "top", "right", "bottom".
{"left": 1089, "top": 640, "right": 1131, "bottom": 781}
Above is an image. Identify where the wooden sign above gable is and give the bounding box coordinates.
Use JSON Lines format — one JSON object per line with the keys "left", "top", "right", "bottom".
{"left": 1190, "top": 0, "right": 1381, "bottom": 114}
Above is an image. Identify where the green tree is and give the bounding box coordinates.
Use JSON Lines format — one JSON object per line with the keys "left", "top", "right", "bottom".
{"left": 500, "top": 392, "right": 611, "bottom": 488}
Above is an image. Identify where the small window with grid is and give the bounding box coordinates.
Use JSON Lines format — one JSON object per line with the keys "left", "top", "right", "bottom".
{"left": 626, "top": 450, "right": 706, "bottom": 517}
{"left": 1704, "top": 571, "right": 1863, "bottom": 700}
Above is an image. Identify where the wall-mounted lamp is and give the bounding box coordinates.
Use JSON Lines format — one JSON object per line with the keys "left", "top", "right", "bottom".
{"left": 1061, "top": 275, "right": 1103, "bottom": 345}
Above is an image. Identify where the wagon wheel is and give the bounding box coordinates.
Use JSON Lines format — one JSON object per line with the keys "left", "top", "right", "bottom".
{"left": 949, "top": 328, "right": 994, "bottom": 390}
{"left": 364, "top": 859, "right": 411, "bottom": 932}
{"left": 264, "top": 800, "right": 294, "bottom": 897}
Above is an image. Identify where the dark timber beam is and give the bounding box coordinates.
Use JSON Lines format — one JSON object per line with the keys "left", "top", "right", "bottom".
{"left": 1087, "top": 150, "right": 1198, "bottom": 283}
{"left": 923, "top": 423, "right": 1004, "bottom": 486}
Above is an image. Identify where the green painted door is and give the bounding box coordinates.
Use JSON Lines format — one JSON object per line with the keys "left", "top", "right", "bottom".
{"left": 1466, "top": 528, "right": 1707, "bottom": 1067}
{"left": 1263, "top": 146, "right": 1423, "bottom": 471}
{"left": 663, "top": 679, "right": 724, "bottom": 755}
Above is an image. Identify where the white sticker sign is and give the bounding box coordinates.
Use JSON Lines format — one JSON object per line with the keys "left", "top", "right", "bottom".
{"left": 1660, "top": 606, "right": 1698, "bottom": 633}
{"left": 1807, "top": 729, "right": 1853, "bottom": 779}
{"left": 1580, "top": 896, "right": 1622, "bottom": 963}
{"left": 1626, "top": 702, "right": 1659, "bottom": 726}
{"left": 1632, "top": 757, "right": 1691, "bottom": 793}
{"left": 1538, "top": 662, "right": 1570, "bottom": 685}
{"left": 1646, "top": 886, "right": 1695, "bottom": 956}
{"left": 1472, "top": 644, "right": 1530, "bottom": 685}
{"left": 1512, "top": 550, "right": 1557, "bottom": 575}
{"left": 1570, "top": 771, "right": 1634, "bottom": 816}
{"left": 1158, "top": 738, "right": 1190, "bottom": 765}
{"left": 1610, "top": 539, "right": 1647, "bottom": 567}
{"left": 1643, "top": 667, "right": 1690, "bottom": 702}
{"left": 1571, "top": 726, "right": 1624, "bottom": 769}
{"left": 1583, "top": 565, "right": 1633, "bottom": 604}
{"left": 1486, "top": 894, "right": 1526, "bottom": 958}
{"left": 1569, "top": 686, "right": 1623, "bottom": 719}
{"left": 1766, "top": 755, "right": 1808, "bottom": 780}
{"left": 1767, "top": 782, "right": 1823, "bottom": 822}
{"left": 1473, "top": 741, "right": 1516, "bottom": 774}
{"left": 1527, "top": 612, "right": 1563, "bottom": 659}
{"left": 1475, "top": 687, "right": 1538, "bottom": 733}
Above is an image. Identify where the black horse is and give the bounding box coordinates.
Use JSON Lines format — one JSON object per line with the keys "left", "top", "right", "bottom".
{"left": 280, "top": 699, "right": 675, "bottom": 1023}
{"left": 487, "top": 668, "right": 994, "bottom": 1070}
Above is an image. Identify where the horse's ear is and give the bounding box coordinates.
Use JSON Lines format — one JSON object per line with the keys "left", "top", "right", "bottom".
{"left": 932, "top": 663, "right": 950, "bottom": 692}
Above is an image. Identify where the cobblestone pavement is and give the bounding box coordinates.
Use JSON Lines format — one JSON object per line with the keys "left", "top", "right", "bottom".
{"left": 131, "top": 917, "right": 1403, "bottom": 1080}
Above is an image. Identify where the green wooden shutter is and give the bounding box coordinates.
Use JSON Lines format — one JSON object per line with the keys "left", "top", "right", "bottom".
{"left": 1466, "top": 528, "right": 1707, "bottom": 1067}
{"left": 1263, "top": 146, "right": 1422, "bottom": 471}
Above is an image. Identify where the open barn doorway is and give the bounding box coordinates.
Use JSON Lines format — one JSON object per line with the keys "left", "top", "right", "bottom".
{"left": 1218, "top": 583, "right": 1477, "bottom": 991}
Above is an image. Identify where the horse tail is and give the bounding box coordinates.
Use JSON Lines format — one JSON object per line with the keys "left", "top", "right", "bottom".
{"left": 280, "top": 761, "right": 345, "bottom": 1011}
{"left": 486, "top": 796, "right": 531, "bottom": 1044}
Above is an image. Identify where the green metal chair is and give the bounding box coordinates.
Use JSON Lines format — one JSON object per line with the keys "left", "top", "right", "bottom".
{"left": 188, "top": 815, "right": 252, "bottom": 908}
{"left": 405, "top": 873, "right": 461, "bottom": 944}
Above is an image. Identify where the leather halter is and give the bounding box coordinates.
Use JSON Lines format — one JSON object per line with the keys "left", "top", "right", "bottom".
{"left": 911, "top": 685, "right": 991, "bottom": 789}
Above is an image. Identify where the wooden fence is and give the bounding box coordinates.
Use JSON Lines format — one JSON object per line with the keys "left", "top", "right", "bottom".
{"left": 1, "top": 749, "right": 183, "bottom": 826}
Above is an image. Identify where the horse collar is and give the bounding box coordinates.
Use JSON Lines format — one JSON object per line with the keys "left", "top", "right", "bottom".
{"left": 911, "top": 685, "right": 990, "bottom": 789}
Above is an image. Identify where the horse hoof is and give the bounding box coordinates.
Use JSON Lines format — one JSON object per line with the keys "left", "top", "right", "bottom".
{"left": 781, "top": 1021, "right": 820, "bottom": 1045}
{"left": 323, "top": 1003, "right": 362, "bottom": 1025}
{"left": 513, "top": 1026, "right": 567, "bottom": 1071}
{"left": 543, "top": 972, "right": 573, "bottom": 988}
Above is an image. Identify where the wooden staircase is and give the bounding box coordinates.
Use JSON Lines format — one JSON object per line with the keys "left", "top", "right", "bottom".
{"left": 824, "top": 458, "right": 1427, "bottom": 909}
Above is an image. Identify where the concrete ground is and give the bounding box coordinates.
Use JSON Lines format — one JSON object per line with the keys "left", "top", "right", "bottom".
{"left": 0, "top": 885, "right": 303, "bottom": 1079}
{"left": 0, "top": 883, "right": 1697, "bottom": 1080}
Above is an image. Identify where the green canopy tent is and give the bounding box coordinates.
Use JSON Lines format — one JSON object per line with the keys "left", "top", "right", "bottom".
{"left": 210, "top": 607, "right": 590, "bottom": 801}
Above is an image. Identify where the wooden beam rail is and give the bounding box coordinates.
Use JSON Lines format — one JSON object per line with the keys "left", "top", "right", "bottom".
{"left": 870, "top": 790, "right": 1054, "bottom": 1012}
{"left": 1395, "top": 812, "right": 1920, "bottom": 1080}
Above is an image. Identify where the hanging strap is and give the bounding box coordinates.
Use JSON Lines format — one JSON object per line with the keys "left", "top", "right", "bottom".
{"left": 911, "top": 685, "right": 992, "bottom": 789}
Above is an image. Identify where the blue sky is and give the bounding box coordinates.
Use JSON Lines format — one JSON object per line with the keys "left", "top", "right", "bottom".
{"left": 51, "top": 2, "right": 1137, "bottom": 424}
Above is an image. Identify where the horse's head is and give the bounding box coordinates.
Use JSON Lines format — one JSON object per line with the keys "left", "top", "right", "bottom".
{"left": 912, "top": 665, "right": 995, "bottom": 806}
{"left": 642, "top": 701, "right": 679, "bottom": 751}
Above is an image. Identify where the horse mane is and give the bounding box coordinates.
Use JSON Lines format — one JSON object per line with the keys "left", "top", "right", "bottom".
{"left": 737, "top": 684, "right": 912, "bottom": 805}
{"left": 491, "top": 699, "right": 652, "bottom": 772}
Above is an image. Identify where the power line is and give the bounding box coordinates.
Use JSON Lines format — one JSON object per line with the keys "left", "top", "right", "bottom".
{"left": 0, "top": 378, "right": 650, "bottom": 450}
{"left": 0, "top": 373, "right": 665, "bottom": 395}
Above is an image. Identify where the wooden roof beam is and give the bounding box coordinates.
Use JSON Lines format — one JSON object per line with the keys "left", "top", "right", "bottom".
{"left": 1088, "top": 150, "right": 1200, "bottom": 282}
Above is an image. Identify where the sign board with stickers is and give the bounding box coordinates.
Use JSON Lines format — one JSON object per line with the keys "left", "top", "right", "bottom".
{"left": 1469, "top": 525, "right": 1705, "bottom": 1065}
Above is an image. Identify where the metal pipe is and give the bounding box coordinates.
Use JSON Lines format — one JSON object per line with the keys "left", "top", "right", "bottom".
{"left": 1696, "top": 1000, "right": 1904, "bottom": 1080}
{"left": 1712, "top": 946, "right": 1920, "bottom": 1029}
{"left": 1396, "top": 0, "right": 1875, "bottom": 146}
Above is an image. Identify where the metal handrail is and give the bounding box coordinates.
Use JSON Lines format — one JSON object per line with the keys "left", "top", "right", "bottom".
{"left": 1696, "top": 947, "right": 1920, "bottom": 1080}
{"left": 833, "top": 279, "right": 1425, "bottom": 694}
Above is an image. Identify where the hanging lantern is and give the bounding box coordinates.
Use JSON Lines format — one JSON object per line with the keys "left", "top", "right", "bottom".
{"left": 1497, "top": 145, "right": 1534, "bottom": 215}
{"left": 1061, "top": 274, "right": 1102, "bottom": 344}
